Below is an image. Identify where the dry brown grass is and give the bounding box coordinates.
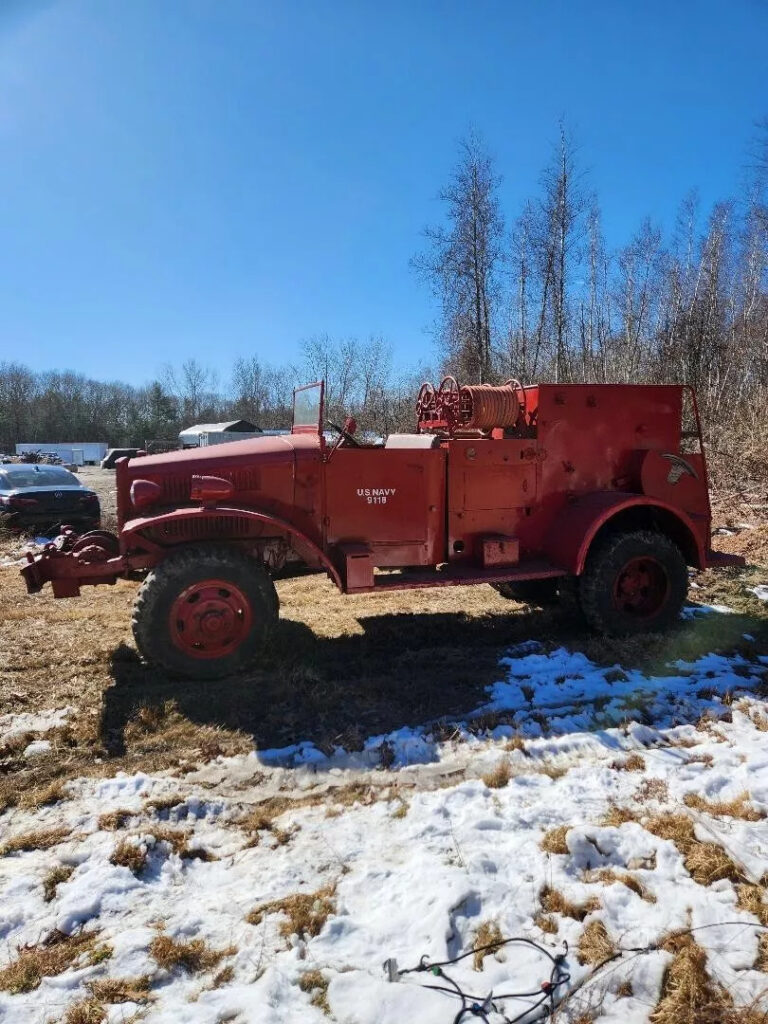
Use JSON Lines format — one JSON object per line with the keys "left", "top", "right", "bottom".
{"left": 62, "top": 1000, "right": 106, "bottom": 1024}
{"left": 649, "top": 932, "right": 739, "bottom": 1024}
{"left": 601, "top": 804, "right": 639, "bottom": 827}
{"left": 246, "top": 885, "right": 336, "bottom": 939}
{"left": 577, "top": 920, "right": 616, "bottom": 965}
{"left": 534, "top": 913, "right": 558, "bottom": 934}
{"left": 617, "top": 980, "right": 634, "bottom": 997}
{"left": 540, "top": 825, "right": 570, "bottom": 854}
{"left": 110, "top": 836, "right": 148, "bottom": 874}
{"left": 473, "top": 920, "right": 504, "bottom": 970}
{"left": 755, "top": 933, "right": 768, "bottom": 972}
{"left": 635, "top": 778, "right": 670, "bottom": 803}
{"left": 587, "top": 867, "right": 656, "bottom": 903}
{"left": 149, "top": 935, "right": 234, "bottom": 975}
{"left": 87, "top": 974, "right": 153, "bottom": 1003}
{"left": 212, "top": 964, "right": 235, "bottom": 987}
{"left": 610, "top": 753, "right": 646, "bottom": 771}
{"left": 646, "top": 813, "right": 745, "bottom": 886}
{"left": 539, "top": 885, "right": 599, "bottom": 921}
{"left": 482, "top": 758, "right": 511, "bottom": 788}
{"left": 110, "top": 829, "right": 213, "bottom": 874}
{"left": 97, "top": 808, "right": 134, "bottom": 830}
{"left": 683, "top": 790, "right": 764, "bottom": 821}
{"left": 298, "top": 969, "right": 330, "bottom": 1013}
{"left": 737, "top": 883, "right": 768, "bottom": 927}
{"left": 43, "top": 863, "right": 75, "bottom": 901}
{"left": 0, "top": 825, "right": 71, "bottom": 856}
{"left": 0, "top": 930, "right": 97, "bottom": 994}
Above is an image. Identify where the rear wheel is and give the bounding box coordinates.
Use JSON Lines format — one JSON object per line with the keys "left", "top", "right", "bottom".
{"left": 578, "top": 529, "right": 688, "bottom": 635}
{"left": 491, "top": 578, "right": 560, "bottom": 606}
{"left": 132, "top": 544, "right": 278, "bottom": 679}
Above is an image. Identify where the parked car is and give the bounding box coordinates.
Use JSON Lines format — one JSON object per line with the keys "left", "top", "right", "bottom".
{"left": 0, "top": 464, "right": 100, "bottom": 535}
{"left": 101, "top": 448, "right": 143, "bottom": 469}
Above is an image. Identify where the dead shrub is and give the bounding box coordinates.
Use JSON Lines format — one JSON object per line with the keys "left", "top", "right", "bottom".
{"left": 0, "top": 930, "right": 97, "bottom": 994}
{"left": 540, "top": 825, "right": 570, "bottom": 855}
{"left": 87, "top": 975, "right": 153, "bottom": 1003}
{"left": 482, "top": 759, "right": 511, "bottom": 789}
{"left": 473, "top": 920, "right": 503, "bottom": 970}
{"left": 578, "top": 920, "right": 616, "bottom": 965}
{"left": 0, "top": 826, "right": 71, "bottom": 856}
{"left": 43, "top": 863, "right": 75, "bottom": 902}
{"left": 246, "top": 885, "right": 336, "bottom": 939}
{"left": 149, "top": 934, "right": 234, "bottom": 974}
{"left": 683, "top": 791, "right": 764, "bottom": 821}
{"left": 298, "top": 969, "right": 330, "bottom": 1013}
{"left": 540, "top": 885, "right": 599, "bottom": 921}
{"left": 610, "top": 753, "right": 646, "bottom": 772}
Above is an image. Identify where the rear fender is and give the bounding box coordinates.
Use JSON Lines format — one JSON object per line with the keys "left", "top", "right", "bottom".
{"left": 122, "top": 506, "right": 342, "bottom": 588}
{"left": 545, "top": 492, "right": 707, "bottom": 574}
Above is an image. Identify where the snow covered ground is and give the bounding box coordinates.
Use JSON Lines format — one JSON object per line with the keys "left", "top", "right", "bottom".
{"left": 1, "top": 615, "right": 768, "bottom": 1023}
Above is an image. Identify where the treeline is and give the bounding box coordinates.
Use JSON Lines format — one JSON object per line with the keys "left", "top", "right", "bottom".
{"left": 413, "top": 121, "right": 768, "bottom": 485}
{"left": 0, "top": 338, "right": 429, "bottom": 451}
{"left": 1, "top": 120, "right": 766, "bottom": 486}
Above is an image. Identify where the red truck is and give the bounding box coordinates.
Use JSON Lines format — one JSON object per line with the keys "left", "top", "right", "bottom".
{"left": 22, "top": 378, "right": 740, "bottom": 678}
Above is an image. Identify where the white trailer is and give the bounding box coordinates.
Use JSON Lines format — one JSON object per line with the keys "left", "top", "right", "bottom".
{"left": 15, "top": 442, "right": 108, "bottom": 466}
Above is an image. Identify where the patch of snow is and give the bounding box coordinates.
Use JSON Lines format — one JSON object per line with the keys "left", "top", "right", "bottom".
{"left": 23, "top": 740, "right": 52, "bottom": 759}
{"left": 749, "top": 585, "right": 768, "bottom": 602}
{"left": 2, "top": 646, "right": 768, "bottom": 1022}
{"left": 0, "top": 706, "right": 73, "bottom": 745}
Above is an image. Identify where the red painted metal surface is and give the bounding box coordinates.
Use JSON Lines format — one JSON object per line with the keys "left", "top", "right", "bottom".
{"left": 22, "top": 378, "right": 743, "bottom": 606}
{"left": 612, "top": 556, "right": 669, "bottom": 619}
{"left": 170, "top": 578, "right": 253, "bottom": 659}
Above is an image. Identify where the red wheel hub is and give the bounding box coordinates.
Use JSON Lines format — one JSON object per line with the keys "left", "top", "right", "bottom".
{"left": 170, "top": 578, "right": 252, "bottom": 659}
{"left": 613, "top": 556, "right": 669, "bottom": 619}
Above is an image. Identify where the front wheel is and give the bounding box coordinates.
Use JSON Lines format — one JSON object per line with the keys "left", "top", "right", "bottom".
{"left": 132, "top": 544, "right": 278, "bottom": 679}
{"left": 578, "top": 529, "right": 688, "bottom": 635}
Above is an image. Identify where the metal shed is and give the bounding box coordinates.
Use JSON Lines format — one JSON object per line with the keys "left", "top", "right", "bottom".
{"left": 178, "top": 419, "right": 262, "bottom": 448}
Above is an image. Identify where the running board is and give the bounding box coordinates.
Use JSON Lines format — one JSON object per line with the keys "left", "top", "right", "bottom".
{"left": 346, "top": 559, "right": 565, "bottom": 595}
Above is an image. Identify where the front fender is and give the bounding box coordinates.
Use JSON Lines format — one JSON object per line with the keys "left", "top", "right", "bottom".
{"left": 122, "top": 506, "right": 342, "bottom": 588}
{"left": 544, "top": 491, "right": 708, "bottom": 574}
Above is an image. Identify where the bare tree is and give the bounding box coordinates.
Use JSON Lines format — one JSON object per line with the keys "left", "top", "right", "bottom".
{"left": 412, "top": 130, "right": 504, "bottom": 382}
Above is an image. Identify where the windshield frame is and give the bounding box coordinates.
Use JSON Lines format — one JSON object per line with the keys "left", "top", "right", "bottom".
{"left": 291, "top": 381, "right": 324, "bottom": 435}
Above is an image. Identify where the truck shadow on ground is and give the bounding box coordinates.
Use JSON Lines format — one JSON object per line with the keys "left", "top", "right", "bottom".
{"left": 101, "top": 603, "right": 768, "bottom": 765}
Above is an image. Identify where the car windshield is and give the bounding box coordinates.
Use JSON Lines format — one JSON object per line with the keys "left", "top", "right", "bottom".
{"left": 0, "top": 466, "right": 79, "bottom": 490}
{"left": 292, "top": 382, "right": 323, "bottom": 431}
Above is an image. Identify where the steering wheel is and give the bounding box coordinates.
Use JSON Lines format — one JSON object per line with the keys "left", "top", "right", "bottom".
{"left": 327, "top": 420, "right": 361, "bottom": 448}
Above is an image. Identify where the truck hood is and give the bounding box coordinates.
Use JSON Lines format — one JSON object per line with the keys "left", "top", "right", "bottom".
{"left": 128, "top": 432, "right": 321, "bottom": 474}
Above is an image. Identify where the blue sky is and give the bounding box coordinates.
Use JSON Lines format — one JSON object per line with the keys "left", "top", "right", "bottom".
{"left": 0, "top": 0, "right": 766, "bottom": 386}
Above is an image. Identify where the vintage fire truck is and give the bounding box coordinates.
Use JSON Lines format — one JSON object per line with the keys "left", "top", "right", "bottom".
{"left": 21, "top": 378, "right": 740, "bottom": 678}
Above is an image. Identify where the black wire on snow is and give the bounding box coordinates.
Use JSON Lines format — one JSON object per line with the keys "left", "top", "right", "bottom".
{"left": 387, "top": 936, "right": 571, "bottom": 1023}
{"left": 387, "top": 921, "right": 768, "bottom": 1023}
